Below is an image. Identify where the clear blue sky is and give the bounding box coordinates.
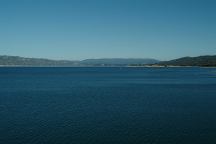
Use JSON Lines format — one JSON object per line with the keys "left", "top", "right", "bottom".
{"left": 0, "top": 0, "right": 215, "bottom": 60}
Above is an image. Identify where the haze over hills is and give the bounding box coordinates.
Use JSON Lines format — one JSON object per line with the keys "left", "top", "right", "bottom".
{"left": 81, "top": 58, "right": 159, "bottom": 66}
{"left": 0, "top": 56, "right": 79, "bottom": 67}
{"left": 1, "top": 55, "right": 216, "bottom": 67}
{"left": 0, "top": 55, "right": 158, "bottom": 67}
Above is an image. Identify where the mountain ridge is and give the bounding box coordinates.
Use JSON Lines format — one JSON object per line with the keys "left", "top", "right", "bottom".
{"left": 1, "top": 55, "right": 216, "bottom": 67}
{"left": 0, "top": 55, "right": 158, "bottom": 66}
{"left": 81, "top": 58, "right": 159, "bottom": 66}
{"left": 157, "top": 55, "right": 216, "bottom": 67}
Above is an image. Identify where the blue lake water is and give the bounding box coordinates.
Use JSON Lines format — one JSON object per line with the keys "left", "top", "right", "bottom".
{"left": 0, "top": 67, "right": 216, "bottom": 144}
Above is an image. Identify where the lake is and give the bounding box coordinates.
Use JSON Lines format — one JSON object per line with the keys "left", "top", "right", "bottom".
{"left": 0, "top": 67, "right": 216, "bottom": 144}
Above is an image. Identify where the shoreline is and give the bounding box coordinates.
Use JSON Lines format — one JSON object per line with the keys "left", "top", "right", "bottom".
{"left": 0, "top": 65, "right": 216, "bottom": 68}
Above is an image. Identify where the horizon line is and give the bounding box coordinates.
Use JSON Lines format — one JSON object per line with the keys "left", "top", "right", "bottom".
{"left": 1, "top": 54, "right": 216, "bottom": 62}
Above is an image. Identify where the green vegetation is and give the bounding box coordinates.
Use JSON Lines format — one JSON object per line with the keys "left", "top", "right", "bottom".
{"left": 158, "top": 56, "right": 216, "bottom": 67}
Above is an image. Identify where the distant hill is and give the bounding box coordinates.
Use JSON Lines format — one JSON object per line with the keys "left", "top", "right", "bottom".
{"left": 0, "top": 55, "right": 159, "bottom": 67}
{"left": 3, "top": 55, "right": 216, "bottom": 67}
{"left": 0, "top": 55, "right": 78, "bottom": 66}
{"left": 81, "top": 58, "right": 159, "bottom": 66}
{"left": 158, "top": 55, "right": 216, "bottom": 67}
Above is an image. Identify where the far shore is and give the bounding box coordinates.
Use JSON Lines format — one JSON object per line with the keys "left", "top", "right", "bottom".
{"left": 1, "top": 65, "right": 216, "bottom": 68}
{"left": 127, "top": 65, "right": 216, "bottom": 68}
